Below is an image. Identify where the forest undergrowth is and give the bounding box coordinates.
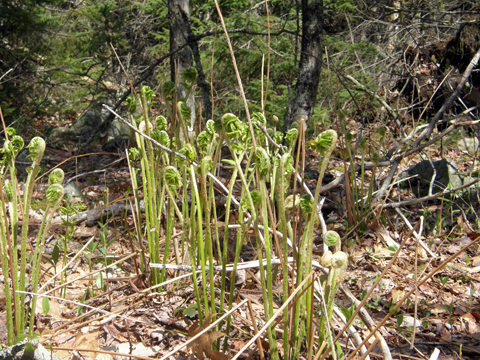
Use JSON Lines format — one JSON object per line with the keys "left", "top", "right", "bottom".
{"left": 1, "top": 76, "right": 480, "bottom": 360}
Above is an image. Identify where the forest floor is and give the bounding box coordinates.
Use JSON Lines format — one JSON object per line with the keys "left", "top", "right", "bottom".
{"left": 2, "top": 117, "right": 480, "bottom": 360}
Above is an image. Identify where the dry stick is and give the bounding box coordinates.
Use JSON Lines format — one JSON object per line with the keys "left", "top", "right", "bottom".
{"left": 247, "top": 300, "right": 265, "bottom": 360}
{"left": 415, "top": 67, "right": 453, "bottom": 129}
{"left": 334, "top": 286, "right": 384, "bottom": 359}
{"left": 44, "top": 252, "right": 137, "bottom": 295}
{"left": 315, "top": 221, "right": 422, "bottom": 360}
{"left": 37, "top": 152, "right": 124, "bottom": 182}
{"left": 52, "top": 346, "right": 157, "bottom": 360}
{"left": 110, "top": 43, "right": 136, "bottom": 96}
{"left": 358, "top": 339, "right": 379, "bottom": 360}
{"left": 412, "top": 235, "right": 419, "bottom": 349}
{"left": 342, "top": 234, "right": 480, "bottom": 360}
{"left": 414, "top": 47, "right": 480, "bottom": 146}
{"left": 416, "top": 333, "right": 480, "bottom": 355}
{"left": 16, "top": 291, "right": 152, "bottom": 326}
{"left": 157, "top": 299, "right": 249, "bottom": 360}
{"left": 395, "top": 211, "right": 432, "bottom": 258}
{"left": 231, "top": 271, "right": 315, "bottom": 360}
{"left": 49, "top": 291, "right": 143, "bottom": 338}
{"left": 213, "top": 0, "right": 256, "bottom": 153}
{"left": 39, "top": 236, "right": 96, "bottom": 293}
{"left": 381, "top": 178, "right": 480, "bottom": 209}
{"left": 49, "top": 271, "right": 198, "bottom": 337}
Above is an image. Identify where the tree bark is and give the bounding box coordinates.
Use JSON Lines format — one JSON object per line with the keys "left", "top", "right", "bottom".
{"left": 169, "top": 0, "right": 195, "bottom": 126}
{"left": 179, "top": 9, "right": 212, "bottom": 121}
{"left": 284, "top": 0, "right": 323, "bottom": 130}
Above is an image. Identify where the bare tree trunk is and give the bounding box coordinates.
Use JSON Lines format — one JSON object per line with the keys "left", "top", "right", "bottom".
{"left": 169, "top": 0, "right": 195, "bottom": 126}
{"left": 285, "top": 0, "right": 323, "bottom": 130}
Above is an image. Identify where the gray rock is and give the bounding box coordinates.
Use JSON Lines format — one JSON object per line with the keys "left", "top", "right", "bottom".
{"left": 102, "top": 135, "right": 131, "bottom": 152}
{"left": 456, "top": 137, "right": 479, "bottom": 155}
{"left": 63, "top": 182, "right": 86, "bottom": 202}
{"left": 461, "top": 175, "right": 480, "bottom": 201}
{"left": 48, "top": 98, "right": 116, "bottom": 144}
{"left": 0, "top": 340, "right": 63, "bottom": 360}
{"left": 398, "top": 159, "right": 462, "bottom": 198}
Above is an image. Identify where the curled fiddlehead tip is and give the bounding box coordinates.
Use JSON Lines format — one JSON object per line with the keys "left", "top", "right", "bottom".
{"left": 164, "top": 166, "right": 182, "bottom": 193}
{"left": 284, "top": 194, "right": 300, "bottom": 211}
{"left": 319, "top": 250, "right": 348, "bottom": 279}
{"left": 158, "top": 130, "right": 170, "bottom": 147}
{"left": 221, "top": 113, "right": 244, "bottom": 141}
{"left": 46, "top": 184, "right": 64, "bottom": 207}
{"left": 332, "top": 251, "right": 348, "bottom": 278}
{"left": 128, "top": 148, "right": 140, "bottom": 163}
{"left": 252, "top": 112, "right": 267, "bottom": 127}
{"left": 184, "top": 144, "right": 197, "bottom": 163}
{"left": 285, "top": 128, "right": 298, "bottom": 148}
{"left": 255, "top": 147, "right": 271, "bottom": 177}
{"left": 197, "top": 131, "right": 211, "bottom": 150}
{"left": 311, "top": 130, "right": 337, "bottom": 155}
{"left": 324, "top": 230, "right": 341, "bottom": 247}
{"left": 181, "top": 67, "right": 197, "bottom": 85}
{"left": 359, "top": 136, "right": 367, "bottom": 149}
{"left": 280, "top": 153, "right": 294, "bottom": 174}
{"left": 2, "top": 135, "right": 24, "bottom": 161}
{"left": 126, "top": 94, "right": 138, "bottom": 115}
{"left": 320, "top": 250, "right": 333, "bottom": 268}
{"left": 48, "top": 168, "right": 64, "bottom": 186}
{"left": 178, "top": 102, "right": 191, "bottom": 122}
{"left": 138, "top": 120, "right": 153, "bottom": 134}
{"left": 27, "top": 137, "right": 46, "bottom": 165}
{"left": 273, "top": 131, "right": 284, "bottom": 144}
{"left": 141, "top": 85, "right": 155, "bottom": 102}
{"left": 299, "top": 194, "right": 314, "bottom": 215}
{"left": 250, "top": 190, "right": 261, "bottom": 209}
{"left": 161, "top": 81, "right": 176, "bottom": 101}
{"left": 156, "top": 115, "right": 167, "bottom": 131}
{"left": 239, "top": 195, "right": 249, "bottom": 213}
{"left": 206, "top": 120, "right": 215, "bottom": 136}
{"left": 152, "top": 130, "right": 170, "bottom": 148}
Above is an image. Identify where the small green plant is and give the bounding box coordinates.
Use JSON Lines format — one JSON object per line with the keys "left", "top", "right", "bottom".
{"left": 396, "top": 314, "right": 404, "bottom": 335}
{"left": 82, "top": 240, "right": 99, "bottom": 295}
{"left": 469, "top": 287, "right": 477, "bottom": 305}
{"left": 438, "top": 275, "right": 449, "bottom": 288}
{"left": 0, "top": 133, "right": 64, "bottom": 343}
{"left": 441, "top": 300, "right": 454, "bottom": 316}
{"left": 343, "top": 125, "right": 385, "bottom": 235}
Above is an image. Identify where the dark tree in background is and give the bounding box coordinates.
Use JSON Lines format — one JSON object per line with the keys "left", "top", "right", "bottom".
{"left": 169, "top": 0, "right": 195, "bottom": 126}
{"left": 0, "top": 0, "right": 59, "bottom": 122}
{"left": 285, "top": 0, "right": 323, "bottom": 130}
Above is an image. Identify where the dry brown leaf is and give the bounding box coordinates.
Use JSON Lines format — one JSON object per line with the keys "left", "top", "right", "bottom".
{"left": 460, "top": 312, "right": 480, "bottom": 334}
{"left": 129, "top": 273, "right": 146, "bottom": 292}
{"left": 187, "top": 314, "right": 228, "bottom": 360}
{"left": 391, "top": 289, "right": 404, "bottom": 304}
